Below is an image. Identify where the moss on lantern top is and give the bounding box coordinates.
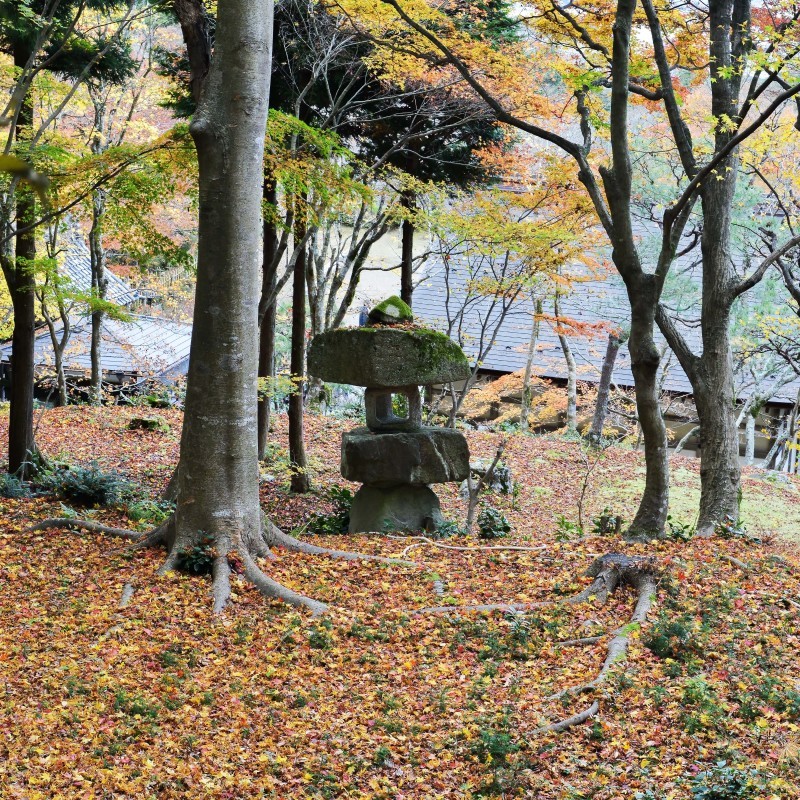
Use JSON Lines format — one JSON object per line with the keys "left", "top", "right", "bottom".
{"left": 367, "top": 295, "right": 413, "bottom": 325}
{"left": 307, "top": 326, "right": 470, "bottom": 388}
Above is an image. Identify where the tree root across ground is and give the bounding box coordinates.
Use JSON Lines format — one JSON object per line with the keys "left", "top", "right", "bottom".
{"left": 5, "top": 408, "right": 800, "bottom": 797}
{"left": 5, "top": 507, "right": 800, "bottom": 797}
{"left": 29, "top": 515, "right": 420, "bottom": 616}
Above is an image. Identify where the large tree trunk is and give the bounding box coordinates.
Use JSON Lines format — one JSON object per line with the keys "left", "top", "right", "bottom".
{"left": 692, "top": 317, "right": 740, "bottom": 534}
{"left": 7, "top": 44, "right": 37, "bottom": 477}
{"left": 400, "top": 190, "right": 414, "bottom": 307}
{"left": 7, "top": 271, "right": 36, "bottom": 476}
{"left": 626, "top": 278, "right": 669, "bottom": 538}
{"left": 288, "top": 195, "right": 310, "bottom": 493}
{"left": 167, "top": 0, "right": 275, "bottom": 590}
{"left": 690, "top": 186, "right": 741, "bottom": 533}
{"left": 686, "top": 0, "right": 746, "bottom": 534}
{"left": 257, "top": 177, "right": 278, "bottom": 461}
{"left": 588, "top": 332, "right": 622, "bottom": 443}
{"left": 89, "top": 187, "right": 107, "bottom": 405}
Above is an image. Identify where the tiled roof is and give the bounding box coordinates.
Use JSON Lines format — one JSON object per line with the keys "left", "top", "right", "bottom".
{"left": 414, "top": 254, "right": 800, "bottom": 406}
{"left": 0, "top": 314, "right": 192, "bottom": 382}
{"left": 60, "top": 234, "right": 141, "bottom": 307}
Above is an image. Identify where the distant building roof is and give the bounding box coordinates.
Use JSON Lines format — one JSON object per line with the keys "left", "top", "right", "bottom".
{"left": 414, "top": 254, "right": 800, "bottom": 406}
{"left": 0, "top": 314, "right": 192, "bottom": 384}
{"left": 60, "top": 234, "right": 142, "bottom": 307}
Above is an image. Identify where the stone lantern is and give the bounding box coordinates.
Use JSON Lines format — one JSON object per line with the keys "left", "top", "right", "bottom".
{"left": 307, "top": 297, "right": 471, "bottom": 532}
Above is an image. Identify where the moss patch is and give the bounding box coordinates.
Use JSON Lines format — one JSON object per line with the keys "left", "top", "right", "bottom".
{"left": 368, "top": 295, "right": 413, "bottom": 324}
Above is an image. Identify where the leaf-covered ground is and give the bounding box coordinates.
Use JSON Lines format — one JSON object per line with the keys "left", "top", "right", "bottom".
{"left": 0, "top": 407, "right": 799, "bottom": 799}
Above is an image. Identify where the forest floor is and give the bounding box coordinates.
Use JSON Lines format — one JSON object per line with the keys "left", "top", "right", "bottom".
{"left": 1, "top": 406, "right": 799, "bottom": 799}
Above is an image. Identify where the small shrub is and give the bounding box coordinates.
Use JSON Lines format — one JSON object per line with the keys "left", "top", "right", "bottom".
{"left": 128, "top": 416, "right": 170, "bottom": 433}
{"left": 175, "top": 537, "right": 216, "bottom": 575}
{"left": 35, "top": 462, "right": 135, "bottom": 506}
{"left": 554, "top": 514, "right": 582, "bottom": 541}
{"left": 0, "top": 473, "right": 30, "bottom": 499}
{"left": 715, "top": 515, "right": 757, "bottom": 542}
{"left": 643, "top": 612, "right": 705, "bottom": 662}
{"left": 305, "top": 485, "right": 353, "bottom": 535}
{"left": 307, "top": 619, "right": 333, "bottom": 650}
{"left": 666, "top": 515, "right": 695, "bottom": 541}
{"left": 472, "top": 729, "right": 519, "bottom": 765}
{"left": 126, "top": 499, "right": 174, "bottom": 525}
{"left": 477, "top": 507, "right": 510, "bottom": 540}
{"left": 431, "top": 518, "right": 464, "bottom": 539}
{"left": 691, "top": 761, "right": 765, "bottom": 800}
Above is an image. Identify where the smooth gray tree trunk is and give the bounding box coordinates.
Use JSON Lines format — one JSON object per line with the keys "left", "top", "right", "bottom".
{"left": 626, "top": 278, "right": 670, "bottom": 537}
{"left": 519, "top": 298, "right": 542, "bottom": 432}
{"left": 554, "top": 293, "right": 577, "bottom": 432}
{"left": 89, "top": 187, "right": 107, "bottom": 405}
{"left": 288, "top": 195, "right": 310, "bottom": 493}
{"left": 588, "top": 332, "right": 622, "bottom": 442}
{"left": 163, "top": 0, "right": 330, "bottom": 614}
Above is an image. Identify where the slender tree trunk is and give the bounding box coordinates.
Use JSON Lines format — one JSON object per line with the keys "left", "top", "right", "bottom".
{"left": 744, "top": 411, "right": 756, "bottom": 466}
{"left": 554, "top": 293, "right": 577, "bottom": 433}
{"left": 258, "top": 177, "right": 278, "bottom": 461}
{"left": 89, "top": 187, "right": 107, "bottom": 405}
{"left": 519, "top": 298, "right": 542, "bottom": 432}
{"left": 625, "top": 278, "right": 670, "bottom": 538}
{"left": 168, "top": 0, "right": 274, "bottom": 576}
{"left": 400, "top": 190, "right": 415, "bottom": 307}
{"left": 7, "top": 44, "right": 37, "bottom": 476}
{"left": 43, "top": 309, "right": 70, "bottom": 407}
{"left": 588, "top": 332, "right": 623, "bottom": 442}
{"left": 289, "top": 195, "right": 310, "bottom": 493}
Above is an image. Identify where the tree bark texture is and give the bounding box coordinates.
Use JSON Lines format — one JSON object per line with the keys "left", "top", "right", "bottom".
{"left": 171, "top": 0, "right": 274, "bottom": 561}
{"left": 89, "top": 185, "right": 107, "bottom": 405}
{"left": 588, "top": 332, "right": 622, "bottom": 442}
{"left": 400, "top": 190, "right": 415, "bottom": 307}
{"left": 258, "top": 176, "right": 278, "bottom": 461}
{"left": 602, "top": 0, "right": 670, "bottom": 538}
{"left": 7, "top": 43, "right": 37, "bottom": 476}
{"left": 625, "top": 277, "right": 670, "bottom": 537}
{"left": 554, "top": 293, "right": 577, "bottom": 432}
{"left": 289, "top": 195, "right": 310, "bottom": 493}
{"left": 519, "top": 299, "right": 542, "bottom": 432}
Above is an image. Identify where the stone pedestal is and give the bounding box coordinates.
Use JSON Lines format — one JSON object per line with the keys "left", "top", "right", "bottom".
{"left": 349, "top": 485, "right": 443, "bottom": 533}
{"left": 307, "top": 306, "right": 473, "bottom": 534}
{"left": 342, "top": 427, "right": 469, "bottom": 488}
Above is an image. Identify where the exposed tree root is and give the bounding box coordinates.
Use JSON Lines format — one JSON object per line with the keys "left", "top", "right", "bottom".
{"left": 28, "top": 518, "right": 145, "bottom": 540}
{"left": 212, "top": 554, "right": 232, "bottom": 614}
{"left": 413, "top": 552, "right": 648, "bottom": 615}
{"left": 384, "top": 533, "right": 551, "bottom": 556}
{"left": 238, "top": 542, "right": 327, "bottom": 616}
{"left": 534, "top": 701, "right": 600, "bottom": 735}
{"left": 118, "top": 583, "right": 135, "bottom": 608}
{"left": 26, "top": 513, "right": 416, "bottom": 616}
{"left": 548, "top": 556, "right": 658, "bottom": 701}
{"left": 554, "top": 635, "right": 605, "bottom": 647}
{"left": 266, "top": 522, "right": 418, "bottom": 567}
{"left": 720, "top": 553, "right": 750, "bottom": 571}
